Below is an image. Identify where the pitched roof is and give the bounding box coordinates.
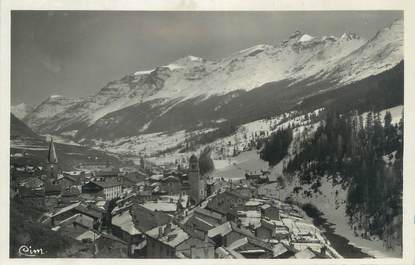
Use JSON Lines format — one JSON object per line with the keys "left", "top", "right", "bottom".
{"left": 18, "top": 177, "right": 44, "bottom": 189}
{"left": 146, "top": 224, "right": 189, "bottom": 248}
{"left": 141, "top": 201, "right": 177, "bottom": 212}
{"left": 161, "top": 175, "right": 180, "bottom": 182}
{"left": 75, "top": 204, "right": 104, "bottom": 219}
{"left": 76, "top": 230, "right": 101, "bottom": 241}
{"left": 52, "top": 202, "right": 82, "bottom": 217}
{"left": 90, "top": 179, "right": 122, "bottom": 188}
{"left": 112, "top": 210, "right": 142, "bottom": 235}
{"left": 272, "top": 242, "right": 290, "bottom": 257}
{"left": 185, "top": 215, "right": 216, "bottom": 233}
{"left": 130, "top": 204, "right": 172, "bottom": 232}
{"left": 294, "top": 247, "right": 319, "bottom": 259}
{"left": 47, "top": 137, "right": 58, "bottom": 164}
{"left": 207, "top": 221, "right": 253, "bottom": 239}
{"left": 193, "top": 207, "right": 223, "bottom": 222}
{"left": 215, "top": 247, "right": 246, "bottom": 259}
{"left": 95, "top": 170, "right": 119, "bottom": 177}
{"left": 230, "top": 236, "right": 274, "bottom": 253}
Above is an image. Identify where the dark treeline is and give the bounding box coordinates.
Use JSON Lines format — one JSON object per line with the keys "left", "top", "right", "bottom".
{"left": 260, "top": 128, "right": 293, "bottom": 166}
{"left": 199, "top": 146, "right": 215, "bottom": 176}
{"left": 284, "top": 109, "right": 403, "bottom": 247}
{"left": 180, "top": 121, "right": 237, "bottom": 153}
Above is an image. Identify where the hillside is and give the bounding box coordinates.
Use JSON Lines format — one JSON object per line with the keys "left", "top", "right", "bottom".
{"left": 258, "top": 104, "right": 403, "bottom": 258}
{"left": 11, "top": 113, "right": 40, "bottom": 140}
{"left": 10, "top": 199, "right": 94, "bottom": 258}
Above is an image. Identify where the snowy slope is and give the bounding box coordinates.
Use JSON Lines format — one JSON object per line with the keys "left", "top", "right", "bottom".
{"left": 255, "top": 105, "right": 404, "bottom": 258}
{"left": 11, "top": 103, "right": 34, "bottom": 120}
{"left": 23, "top": 95, "right": 83, "bottom": 131}
{"left": 328, "top": 18, "right": 404, "bottom": 85}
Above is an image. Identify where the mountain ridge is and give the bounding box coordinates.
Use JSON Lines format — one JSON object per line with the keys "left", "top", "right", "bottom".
{"left": 20, "top": 17, "right": 403, "bottom": 146}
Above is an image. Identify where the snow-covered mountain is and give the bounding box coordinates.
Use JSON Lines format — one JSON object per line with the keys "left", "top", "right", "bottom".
{"left": 11, "top": 103, "right": 34, "bottom": 120}
{"left": 22, "top": 18, "right": 403, "bottom": 144}
{"left": 24, "top": 95, "right": 83, "bottom": 131}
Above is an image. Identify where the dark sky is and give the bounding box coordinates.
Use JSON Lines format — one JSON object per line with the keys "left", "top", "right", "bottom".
{"left": 11, "top": 10, "right": 402, "bottom": 106}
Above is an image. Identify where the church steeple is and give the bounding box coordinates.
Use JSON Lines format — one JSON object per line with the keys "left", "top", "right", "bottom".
{"left": 48, "top": 137, "right": 58, "bottom": 164}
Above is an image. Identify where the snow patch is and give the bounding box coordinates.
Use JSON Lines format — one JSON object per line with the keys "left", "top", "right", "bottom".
{"left": 298, "top": 34, "right": 315, "bottom": 42}
{"left": 134, "top": 69, "right": 154, "bottom": 75}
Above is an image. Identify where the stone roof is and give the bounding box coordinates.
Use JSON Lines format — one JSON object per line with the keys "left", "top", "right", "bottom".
{"left": 161, "top": 175, "right": 180, "bottom": 182}
{"left": 112, "top": 210, "right": 142, "bottom": 235}
{"left": 146, "top": 223, "right": 190, "bottom": 248}
{"left": 90, "top": 178, "right": 122, "bottom": 188}
{"left": 130, "top": 204, "right": 172, "bottom": 232}
{"left": 18, "top": 177, "right": 44, "bottom": 189}
{"left": 141, "top": 201, "right": 177, "bottom": 212}
{"left": 207, "top": 221, "right": 253, "bottom": 239}
{"left": 193, "top": 207, "right": 223, "bottom": 222}
{"left": 215, "top": 247, "right": 245, "bottom": 259}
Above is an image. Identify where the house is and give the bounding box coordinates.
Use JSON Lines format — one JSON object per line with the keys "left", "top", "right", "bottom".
{"left": 44, "top": 181, "right": 62, "bottom": 196}
{"left": 135, "top": 185, "right": 154, "bottom": 202}
{"left": 185, "top": 215, "right": 217, "bottom": 239}
{"left": 60, "top": 186, "right": 81, "bottom": 204}
{"left": 15, "top": 177, "right": 46, "bottom": 207}
{"left": 122, "top": 171, "right": 147, "bottom": 189}
{"left": 245, "top": 172, "right": 261, "bottom": 182}
{"left": 111, "top": 210, "right": 147, "bottom": 257}
{"left": 215, "top": 247, "right": 245, "bottom": 259}
{"left": 145, "top": 223, "right": 190, "bottom": 258}
{"left": 148, "top": 174, "right": 164, "bottom": 183}
{"left": 176, "top": 236, "right": 215, "bottom": 258}
{"left": 226, "top": 236, "right": 274, "bottom": 259}
{"left": 130, "top": 204, "right": 172, "bottom": 233}
{"left": 184, "top": 208, "right": 225, "bottom": 239}
{"left": 111, "top": 194, "right": 135, "bottom": 215}
{"left": 193, "top": 207, "right": 226, "bottom": 225}
{"left": 95, "top": 233, "right": 129, "bottom": 258}
{"left": 92, "top": 170, "right": 120, "bottom": 180}
{"left": 207, "top": 221, "right": 255, "bottom": 248}
{"left": 50, "top": 202, "right": 104, "bottom": 230}
{"left": 54, "top": 216, "right": 101, "bottom": 243}
{"left": 206, "top": 189, "right": 251, "bottom": 221}
{"left": 57, "top": 174, "right": 79, "bottom": 190}
{"left": 141, "top": 201, "right": 177, "bottom": 214}
{"left": 237, "top": 209, "right": 262, "bottom": 229}
{"left": 17, "top": 177, "right": 45, "bottom": 198}
{"left": 159, "top": 194, "right": 189, "bottom": 211}
{"left": 260, "top": 204, "right": 280, "bottom": 220}
{"left": 57, "top": 172, "right": 86, "bottom": 190}
{"left": 293, "top": 247, "right": 329, "bottom": 259}
{"left": 255, "top": 219, "right": 290, "bottom": 241}
{"left": 271, "top": 242, "right": 297, "bottom": 258}
{"left": 77, "top": 161, "right": 117, "bottom": 172}
{"left": 160, "top": 175, "right": 182, "bottom": 195}
{"left": 244, "top": 199, "right": 265, "bottom": 211}
{"left": 82, "top": 179, "right": 122, "bottom": 200}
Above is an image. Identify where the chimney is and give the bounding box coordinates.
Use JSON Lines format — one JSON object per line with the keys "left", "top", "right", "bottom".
{"left": 158, "top": 226, "right": 164, "bottom": 238}
{"left": 321, "top": 246, "right": 327, "bottom": 256}
{"left": 164, "top": 223, "right": 172, "bottom": 235}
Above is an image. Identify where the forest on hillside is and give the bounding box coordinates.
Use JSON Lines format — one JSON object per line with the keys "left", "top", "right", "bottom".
{"left": 282, "top": 109, "right": 403, "bottom": 248}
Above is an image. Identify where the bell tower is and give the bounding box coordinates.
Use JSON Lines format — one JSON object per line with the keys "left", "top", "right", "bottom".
{"left": 188, "top": 154, "right": 200, "bottom": 204}
{"left": 46, "top": 137, "right": 59, "bottom": 181}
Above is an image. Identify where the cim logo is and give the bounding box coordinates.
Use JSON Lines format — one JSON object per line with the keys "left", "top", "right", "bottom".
{"left": 18, "top": 245, "right": 46, "bottom": 257}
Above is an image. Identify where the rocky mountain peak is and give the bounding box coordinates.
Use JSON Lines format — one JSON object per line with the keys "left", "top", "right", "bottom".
{"left": 11, "top": 103, "right": 34, "bottom": 120}
{"left": 340, "top": 32, "right": 360, "bottom": 41}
